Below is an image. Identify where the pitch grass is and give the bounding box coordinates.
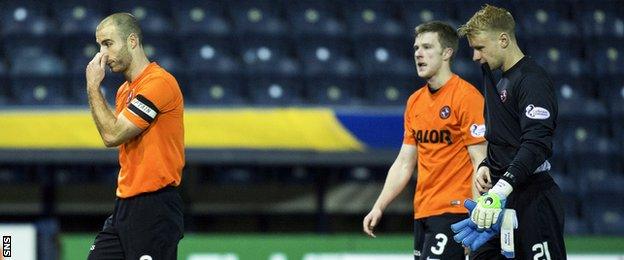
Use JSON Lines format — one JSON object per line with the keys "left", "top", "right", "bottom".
{"left": 61, "top": 234, "right": 624, "bottom": 259}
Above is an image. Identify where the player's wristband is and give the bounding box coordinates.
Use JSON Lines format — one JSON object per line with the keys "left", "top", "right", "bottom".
{"left": 490, "top": 179, "right": 513, "bottom": 199}
{"left": 478, "top": 158, "right": 489, "bottom": 170}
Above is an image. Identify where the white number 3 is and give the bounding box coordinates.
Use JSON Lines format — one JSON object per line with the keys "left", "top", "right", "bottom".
{"left": 430, "top": 233, "right": 448, "bottom": 255}
{"left": 532, "top": 241, "right": 552, "bottom": 260}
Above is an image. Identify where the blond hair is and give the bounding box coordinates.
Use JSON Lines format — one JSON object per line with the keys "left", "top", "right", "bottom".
{"left": 458, "top": 5, "right": 516, "bottom": 39}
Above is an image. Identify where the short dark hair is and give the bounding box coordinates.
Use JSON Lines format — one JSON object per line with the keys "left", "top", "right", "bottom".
{"left": 99, "top": 13, "right": 143, "bottom": 45}
{"left": 415, "top": 21, "right": 459, "bottom": 59}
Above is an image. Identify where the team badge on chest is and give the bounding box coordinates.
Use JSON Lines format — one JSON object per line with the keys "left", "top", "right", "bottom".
{"left": 439, "top": 106, "right": 451, "bottom": 119}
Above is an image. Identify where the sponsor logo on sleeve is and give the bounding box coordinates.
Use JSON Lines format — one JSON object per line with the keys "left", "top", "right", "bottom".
{"left": 524, "top": 104, "right": 550, "bottom": 120}
{"left": 470, "top": 124, "right": 486, "bottom": 137}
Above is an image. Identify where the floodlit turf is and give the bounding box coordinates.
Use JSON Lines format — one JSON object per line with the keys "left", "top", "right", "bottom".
{"left": 61, "top": 233, "right": 624, "bottom": 259}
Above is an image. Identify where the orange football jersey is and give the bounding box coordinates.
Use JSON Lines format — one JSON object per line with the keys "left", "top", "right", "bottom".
{"left": 115, "top": 62, "right": 185, "bottom": 198}
{"left": 403, "top": 74, "right": 485, "bottom": 219}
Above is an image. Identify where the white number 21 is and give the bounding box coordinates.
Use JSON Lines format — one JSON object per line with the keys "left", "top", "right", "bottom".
{"left": 532, "top": 241, "right": 551, "bottom": 260}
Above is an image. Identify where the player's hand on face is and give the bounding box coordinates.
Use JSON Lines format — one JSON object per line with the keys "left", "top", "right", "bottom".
{"left": 475, "top": 166, "right": 492, "bottom": 194}
{"left": 363, "top": 208, "right": 383, "bottom": 238}
{"left": 86, "top": 52, "right": 109, "bottom": 88}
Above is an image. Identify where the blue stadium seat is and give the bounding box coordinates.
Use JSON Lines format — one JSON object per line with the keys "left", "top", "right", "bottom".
{"left": 172, "top": 0, "right": 231, "bottom": 37}
{"left": 363, "top": 76, "right": 420, "bottom": 106}
{"left": 0, "top": 0, "right": 56, "bottom": 37}
{"left": 111, "top": 1, "right": 173, "bottom": 35}
{"left": 247, "top": 77, "right": 303, "bottom": 105}
{"left": 564, "top": 132, "right": 617, "bottom": 180}
{"left": 602, "top": 78, "right": 624, "bottom": 144}
{"left": 52, "top": 0, "right": 105, "bottom": 36}
{"left": 565, "top": 216, "right": 591, "bottom": 235}
{"left": 454, "top": 0, "right": 514, "bottom": 24}
{"left": 239, "top": 37, "right": 301, "bottom": 77}
{"left": 188, "top": 76, "right": 245, "bottom": 106}
{"left": 575, "top": 0, "right": 624, "bottom": 38}
{"left": 62, "top": 35, "right": 99, "bottom": 74}
{"left": 228, "top": 0, "right": 288, "bottom": 36}
{"left": 353, "top": 38, "right": 412, "bottom": 77}
{"left": 142, "top": 36, "right": 184, "bottom": 74}
{"left": 10, "top": 76, "right": 69, "bottom": 106}
{"left": 584, "top": 178, "right": 624, "bottom": 235}
{"left": 286, "top": 0, "right": 347, "bottom": 37}
{"left": 397, "top": 0, "right": 455, "bottom": 31}
{"left": 295, "top": 37, "right": 358, "bottom": 77}
{"left": 452, "top": 57, "right": 480, "bottom": 84}
{"left": 69, "top": 73, "right": 122, "bottom": 106}
{"left": 342, "top": 1, "right": 404, "bottom": 38}
{"left": 306, "top": 76, "right": 359, "bottom": 105}
{"left": 513, "top": 1, "right": 577, "bottom": 37}
{"left": 4, "top": 37, "right": 63, "bottom": 74}
{"left": 181, "top": 37, "right": 241, "bottom": 75}
{"left": 589, "top": 41, "right": 624, "bottom": 76}
{"left": 527, "top": 38, "right": 586, "bottom": 78}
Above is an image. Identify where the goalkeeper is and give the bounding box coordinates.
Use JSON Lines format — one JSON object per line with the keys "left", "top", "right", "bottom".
{"left": 454, "top": 4, "right": 566, "bottom": 259}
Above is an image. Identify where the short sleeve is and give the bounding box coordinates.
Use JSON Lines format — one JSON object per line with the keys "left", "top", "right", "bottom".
{"left": 458, "top": 87, "right": 486, "bottom": 146}
{"left": 403, "top": 97, "right": 416, "bottom": 145}
{"left": 122, "top": 77, "right": 175, "bottom": 129}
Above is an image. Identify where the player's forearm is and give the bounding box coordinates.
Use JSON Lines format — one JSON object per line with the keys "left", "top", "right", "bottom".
{"left": 373, "top": 161, "right": 414, "bottom": 212}
{"left": 87, "top": 86, "right": 119, "bottom": 147}
{"left": 468, "top": 143, "right": 488, "bottom": 198}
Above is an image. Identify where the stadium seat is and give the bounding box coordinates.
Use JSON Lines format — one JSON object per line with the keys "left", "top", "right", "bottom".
{"left": 51, "top": 0, "right": 105, "bottom": 36}
{"left": 247, "top": 77, "right": 304, "bottom": 105}
{"left": 589, "top": 41, "right": 624, "bottom": 76}
{"left": 295, "top": 37, "right": 359, "bottom": 77}
{"left": 238, "top": 37, "right": 301, "bottom": 77}
{"left": 0, "top": 0, "right": 56, "bottom": 37}
{"left": 397, "top": 0, "right": 455, "bottom": 31}
{"left": 602, "top": 78, "right": 624, "bottom": 144}
{"left": 10, "top": 76, "right": 69, "bottom": 106}
{"left": 142, "top": 36, "right": 184, "bottom": 74}
{"left": 454, "top": 0, "right": 514, "bottom": 23}
{"left": 567, "top": 143, "right": 618, "bottom": 191}
{"left": 575, "top": 0, "right": 624, "bottom": 37}
{"left": 353, "top": 38, "right": 412, "bottom": 77}
{"left": 62, "top": 35, "right": 99, "bottom": 74}
{"left": 513, "top": 1, "right": 577, "bottom": 37}
{"left": 69, "top": 73, "right": 121, "bottom": 106}
{"left": 565, "top": 215, "right": 591, "bottom": 235}
{"left": 111, "top": 1, "right": 173, "bottom": 35}
{"left": 342, "top": 1, "right": 404, "bottom": 38}
{"left": 286, "top": 0, "right": 347, "bottom": 37}
{"left": 527, "top": 38, "right": 587, "bottom": 78}
{"left": 451, "top": 57, "right": 480, "bottom": 84}
{"left": 181, "top": 37, "right": 242, "bottom": 75}
{"left": 228, "top": 0, "right": 288, "bottom": 36}
{"left": 172, "top": 0, "right": 231, "bottom": 37}
{"left": 363, "top": 76, "right": 420, "bottom": 106}
{"left": 584, "top": 182, "right": 624, "bottom": 235}
{"left": 187, "top": 75, "right": 245, "bottom": 106}
{"left": 306, "top": 76, "right": 359, "bottom": 105}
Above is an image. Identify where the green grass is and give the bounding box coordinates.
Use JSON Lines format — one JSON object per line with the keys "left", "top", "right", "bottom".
{"left": 61, "top": 233, "right": 624, "bottom": 260}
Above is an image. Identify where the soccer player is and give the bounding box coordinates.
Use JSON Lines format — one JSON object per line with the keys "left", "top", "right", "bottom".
{"left": 457, "top": 5, "right": 566, "bottom": 259}
{"left": 85, "top": 13, "right": 185, "bottom": 259}
{"left": 363, "top": 21, "right": 487, "bottom": 259}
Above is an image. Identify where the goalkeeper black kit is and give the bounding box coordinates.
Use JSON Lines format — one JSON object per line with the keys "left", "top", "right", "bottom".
{"left": 471, "top": 57, "right": 567, "bottom": 259}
